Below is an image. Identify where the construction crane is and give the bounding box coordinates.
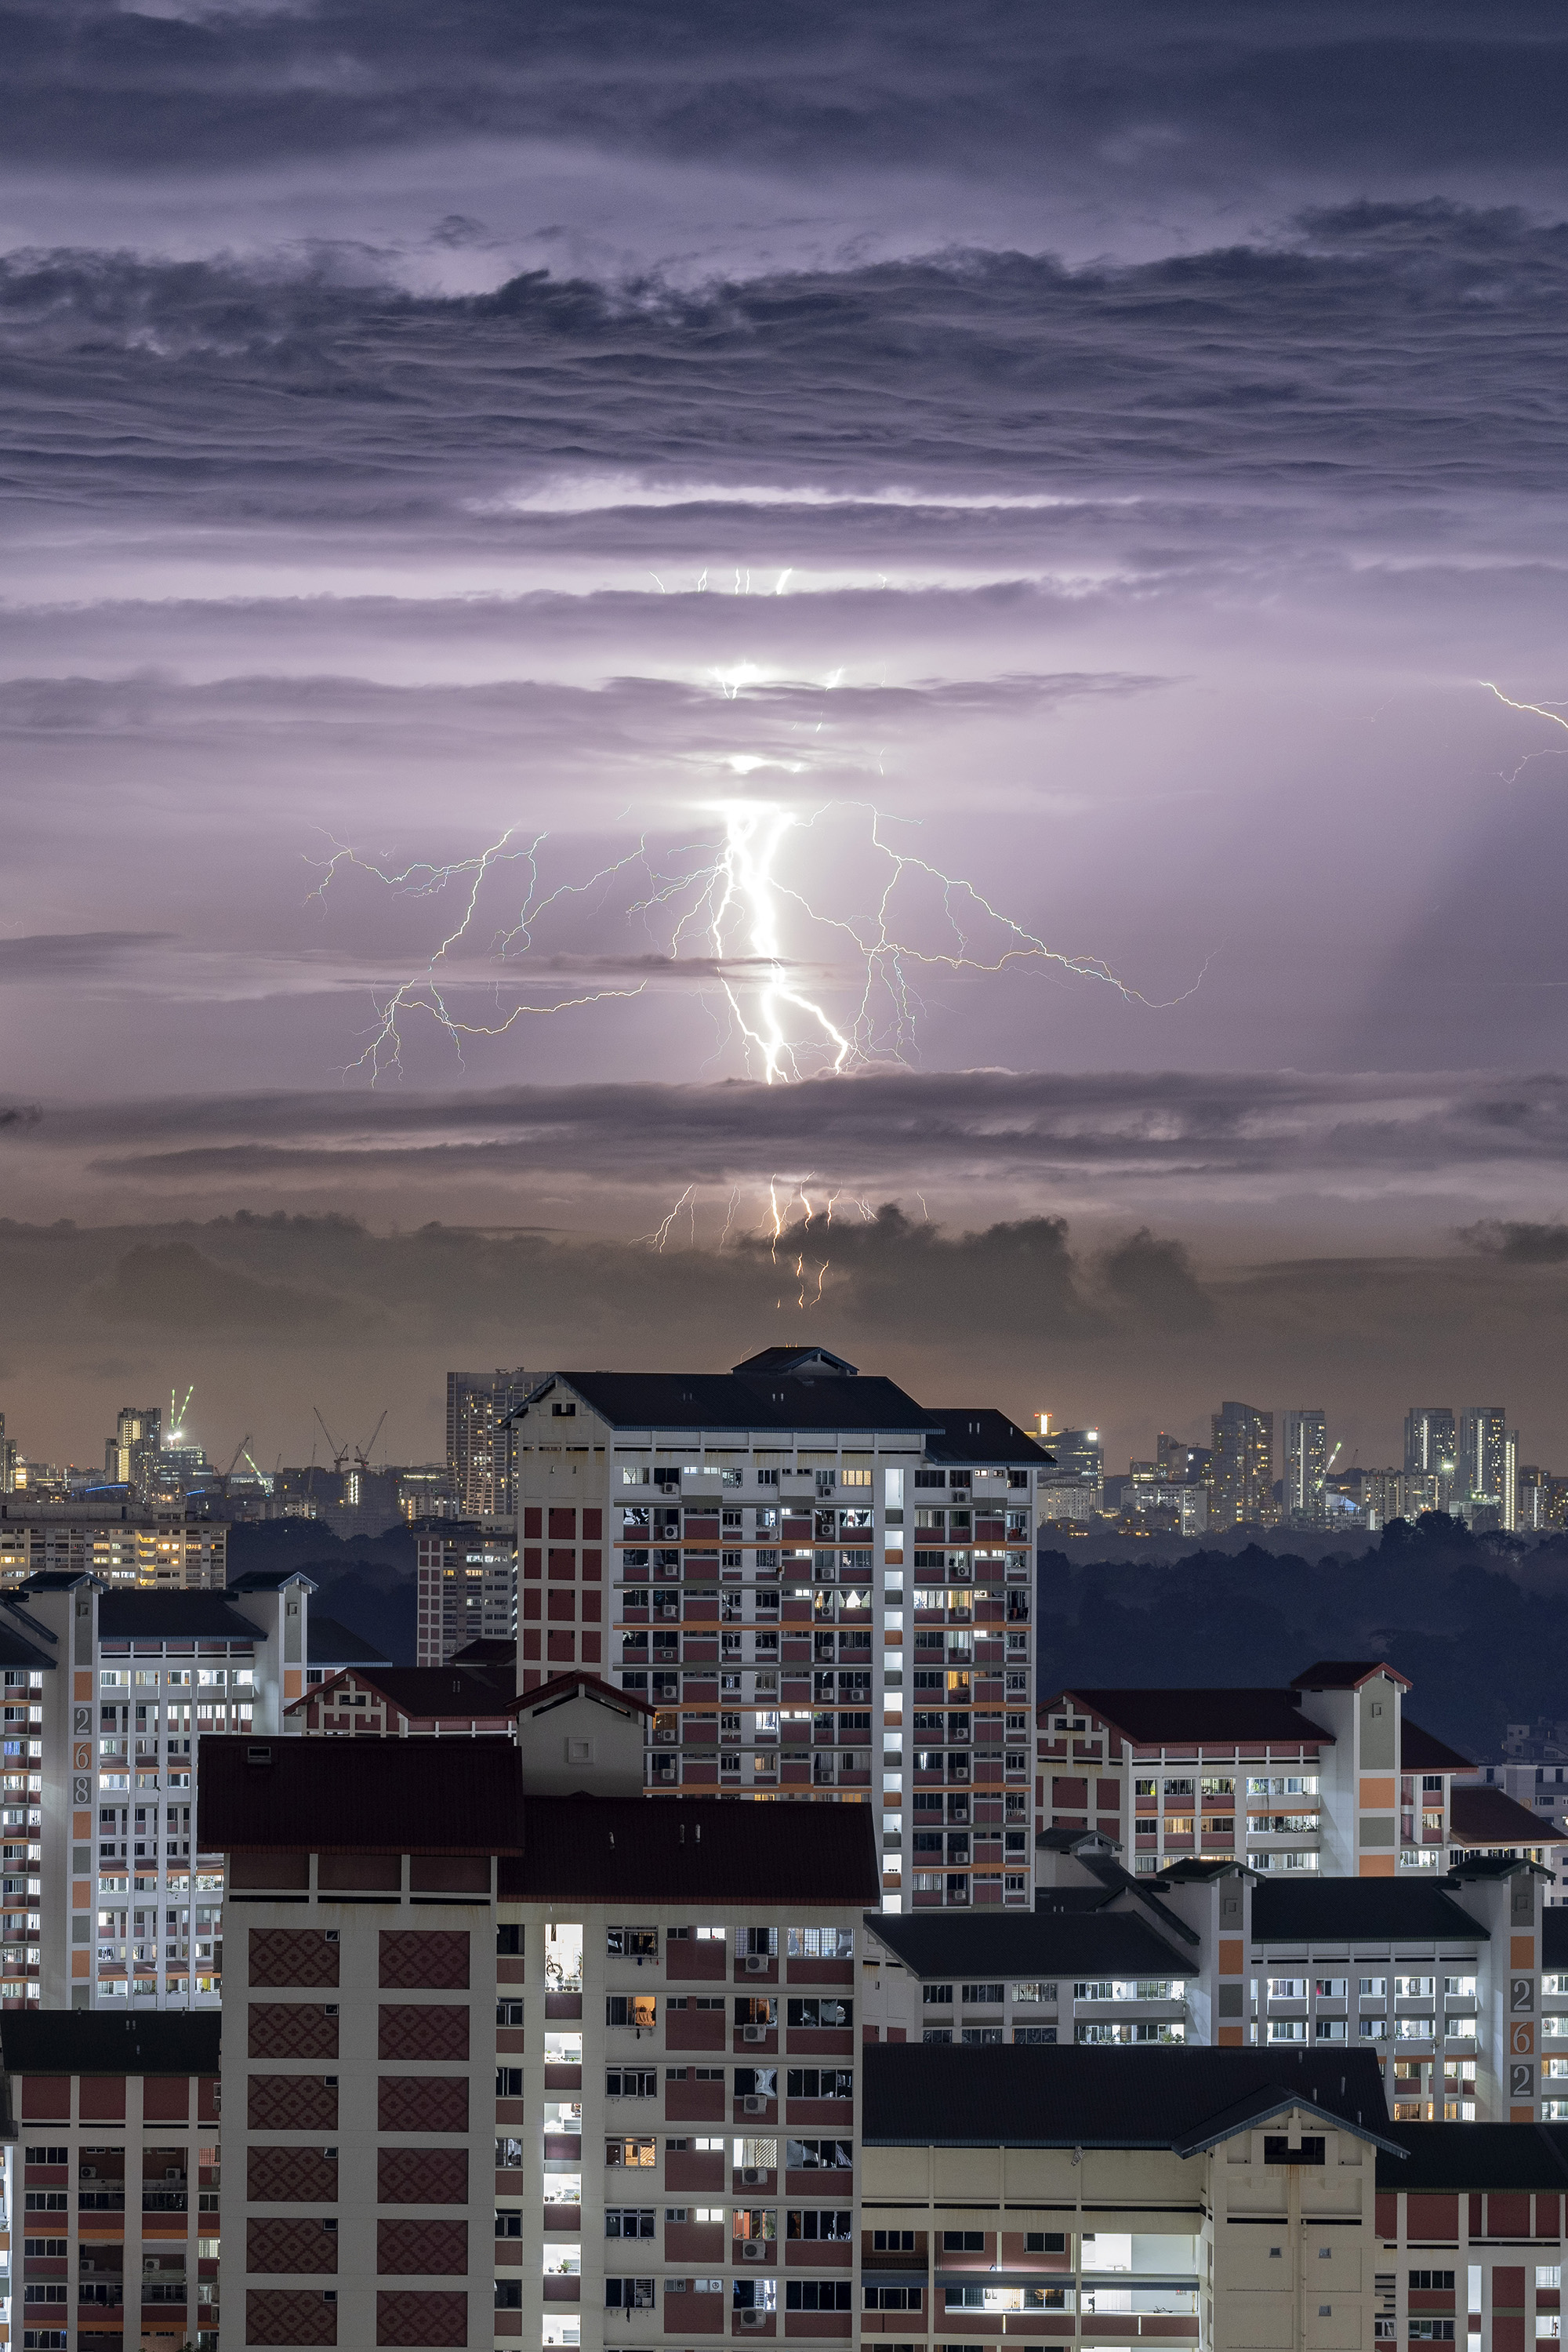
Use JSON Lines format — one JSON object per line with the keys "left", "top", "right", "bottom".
{"left": 213, "top": 1433, "right": 252, "bottom": 1501}
{"left": 354, "top": 1410, "right": 388, "bottom": 1472}
{"left": 313, "top": 1407, "right": 350, "bottom": 1474}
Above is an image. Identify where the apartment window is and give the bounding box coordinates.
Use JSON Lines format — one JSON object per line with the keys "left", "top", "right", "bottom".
{"left": 608, "top": 1927, "right": 659, "bottom": 1957}
{"left": 604, "top": 2280, "right": 655, "bottom": 2309}
{"left": 961, "top": 1982, "right": 1004, "bottom": 2004}
{"left": 495, "top": 2068, "right": 523, "bottom": 2096}
{"left": 1026, "top": 2234, "right": 1066, "bottom": 2254}
{"left": 606, "top": 1995, "right": 657, "bottom": 2029}
{"left": 606, "top": 2071, "right": 658, "bottom": 2098}
{"left": 605, "top": 2211, "right": 655, "bottom": 2239}
{"left": 922, "top": 1984, "right": 953, "bottom": 2006}
{"left": 1410, "top": 2274, "right": 1455, "bottom": 2292}
{"left": 786, "top": 2283, "right": 853, "bottom": 2311}
{"left": 873, "top": 2230, "right": 916, "bottom": 2252}
{"left": 789, "top": 2212, "right": 852, "bottom": 2241}
{"left": 495, "top": 2212, "right": 523, "bottom": 2238}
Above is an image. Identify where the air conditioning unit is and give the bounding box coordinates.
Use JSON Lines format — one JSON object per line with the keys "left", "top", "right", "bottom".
{"left": 741, "top": 2310, "right": 768, "bottom": 2327}
{"left": 746, "top": 1956, "right": 769, "bottom": 1974}
{"left": 742, "top": 2026, "right": 765, "bottom": 2043}
{"left": 742, "top": 2244, "right": 763, "bottom": 2260}
{"left": 742, "top": 2167, "right": 765, "bottom": 2185}
{"left": 742, "top": 2095, "right": 767, "bottom": 2114}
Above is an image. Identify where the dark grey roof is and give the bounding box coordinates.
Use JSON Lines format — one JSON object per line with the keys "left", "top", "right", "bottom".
{"left": 299, "top": 1665, "right": 514, "bottom": 1713}
{"left": 0, "top": 2012, "right": 221, "bottom": 2077}
{"left": 866, "top": 1908, "right": 1189, "bottom": 1979}
{"left": 732, "top": 1348, "right": 858, "bottom": 1377}
{"left": 1033, "top": 1888, "right": 1118, "bottom": 1916}
{"left": 1252, "top": 1878, "right": 1486, "bottom": 1944}
{"left": 1072, "top": 1847, "right": 1201, "bottom": 1947}
{"left": 864, "top": 2043, "right": 1400, "bottom": 2152}
{"left": 917, "top": 1409, "right": 1052, "bottom": 1467}
{"left": 0, "top": 1602, "right": 56, "bottom": 1671}
{"left": 528, "top": 1370, "right": 938, "bottom": 1435}
{"left": 227, "top": 1569, "right": 318, "bottom": 1595}
{"left": 500, "top": 1795, "right": 878, "bottom": 1907}
{"left": 1543, "top": 1909, "right": 1568, "bottom": 1969}
{"left": 307, "top": 1613, "right": 391, "bottom": 1665}
{"left": 1045, "top": 1686, "right": 1330, "bottom": 1747}
{"left": 1403, "top": 1718, "right": 1472, "bottom": 1771}
{"left": 98, "top": 1592, "right": 265, "bottom": 1642}
{"left": 15, "top": 1570, "right": 96, "bottom": 1592}
{"left": 1377, "top": 2124, "right": 1568, "bottom": 2191}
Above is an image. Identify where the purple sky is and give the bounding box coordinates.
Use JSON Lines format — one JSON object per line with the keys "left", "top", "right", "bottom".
{"left": 5, "top": 1, "right": 1568, "bottom": 1475}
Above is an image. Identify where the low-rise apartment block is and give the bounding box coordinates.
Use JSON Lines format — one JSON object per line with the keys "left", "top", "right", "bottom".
{"left": 0, "top": 2009, "right": 220, "bottom": 2352}
{"left": 0, "top": 1506, "right": 227, "bottom": 1592}
{"left": 510, "top": 1348, "right": 1046, "bottom": 1910}
{"left": 860, "top": 1831, "right": 1568, "bottom": 2124}
{"left": 860, "top": 2040, "right": 1395, "bottom": 2352}
{"left": 197, "top": 1703, "right": 879, "bottom": 2352}
{"left": 1037, "top": 1662, "right": 1488, "bottom": 1879}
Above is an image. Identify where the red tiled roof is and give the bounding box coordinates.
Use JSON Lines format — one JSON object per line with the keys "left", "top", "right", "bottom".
{"left": 1450, "top": 1784, "right": 1568, "bottom": 1847}
{"left": 1290, "top": 1661, "right": 1412, "bottom": 1693}
{"left": 521, "top": 1669, "right": 655, "bottom": 1719}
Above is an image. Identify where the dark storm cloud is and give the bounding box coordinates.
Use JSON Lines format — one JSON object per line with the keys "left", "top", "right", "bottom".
{"left": 37, "top": 1066, "right": 1568, "bottom": 1190}
{"left": 3, "top": 1, "right": 1567, "bottom": 180}
{"left": 1094, "top": 1228, "right": 1216, "bottom": 1333}
{"left": 5, "top": 205, "right": 1568, "bottom": 522}
{"left": 0, "top": 931, "right": 172, "bottom": 978}
{"left": 85, "top": 1237, "right": 376, "bottom": 1334}
{"left": 1457, "top": 1218, "right": 1568, "bottom": 1263}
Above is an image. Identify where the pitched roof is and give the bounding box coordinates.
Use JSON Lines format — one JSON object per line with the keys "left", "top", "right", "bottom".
{"left": 0, "top": 1602, "right": 57, "bottom": 1671}
{"left": 528, "top": 1370, "right": 938, "bottom": 1436}
{"left": 1402, "top": 1718, "right": 1472, "bottom": 1771}
{"left": 732, "top": 1348, "right": 858, "bottom": 1376}
{"left": 1047, "top": 1686, "right": 1329, "bottom": 1748}
{"left": 865, "top": 1908, "right": 1189, "bottom": 1980}
{"left": 521, "top": 1669, "right": 655, "bottom": 1720}
{"left": 451, "top": 1638, "right": 517, "bottom": 1665}
{"left": 916, "top": 1409, "right": 1052, "bottom": 1468}
{"left": 0, "top": 2011, "right": 221, "bottom": 2077}
{"left": 307, "top": 1613, "right": 391, "bottom": 1666}
{"left": 1290, "top": 1661, "right": 1412, "bottom": 1693}
{"left": 862, "top": 2043, "right": 1399, "bottom": 2152}
{"left": 498, "top": 1795, "right": 878, "bottom": 1905}
{"left": 97, "top": 1592, "right": 266, "bottom": 1642}
{"left": 1250, "top": 1878, "right": 1487, "bottom": 1944}
{"left": 227, "top": 1569, "right": 318, "bottom": 1594}
{"left": 197, "top": 1733, "right": 524, "bottom": 1853}
{"left": 287, "top": 1665, "right": 517, "bottom": 1720}
{"left": 1376, "top": 2123, "right": 1568, "bottom": 2191}
{"left": 1450, "top": 1784, "right": 1568, "bottom": 1848}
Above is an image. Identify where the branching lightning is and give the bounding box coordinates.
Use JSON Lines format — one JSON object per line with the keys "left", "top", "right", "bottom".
{"left": 310, "top": 794, "right": 1199, "bottom": 1087}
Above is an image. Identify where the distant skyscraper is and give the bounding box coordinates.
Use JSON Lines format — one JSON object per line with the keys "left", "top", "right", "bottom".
{"left": 1040, "top": 1428, "right": 1102, "bottom": 1489}
{"left": 1404, "top": 1406, "right": 1457, "bottom": 1498}
{"left": 1459, "top": 1406, "right": 1508, "bottom": 1508}
{"left": 103, "top": 1404, "right": 162, "bottom": 1497}
{"left": 1209, "top": 1401, "right": 1274, "bottom": 1527}
{"left": 1281, "top": 1409, "right": 1328, "bottom": 1525}
{"left": 445, "top": 1369, "right": 530, "bottom": 1518}
{"left": 1157, "top": 1433, "right": 1212, "bottom": 1486}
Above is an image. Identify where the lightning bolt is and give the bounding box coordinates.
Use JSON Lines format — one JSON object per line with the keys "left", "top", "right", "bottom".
{"left": 311, "top": 794, "right": 1197, "bottom": 1087}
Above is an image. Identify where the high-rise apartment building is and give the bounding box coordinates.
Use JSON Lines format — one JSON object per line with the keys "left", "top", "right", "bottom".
{"left": 415, "top": 1521, "right": 519, "bottom": 1664}
{"left": 446, "top": 1368, "right": 529, "bottom": 1518}
{"left": 1207, "top": 1401, "right": 1273, "bottom": 1527}
{"left": 509, "top": 1346, "right": 1046, "bottom": 1912}
{"left": 1405, "top": 1406, "right": 1457, "bottom": 1507}
{"left": 103, "top": 1407, "right": 162, "bottom": 1498}
{"left": 1459, "top": 1406, "right": 1508, "bottom": 1512}
{"left": 0, "top": 1569, "right": 376, "bottom": 2016}
{"left": 1280, "top": 1407, "right": 1328, "bottom": 1525}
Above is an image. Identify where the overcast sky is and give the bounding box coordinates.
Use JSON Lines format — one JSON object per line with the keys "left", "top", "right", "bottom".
{"left": 6, "top": 0, "right": 1568, "bottom": 1473}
